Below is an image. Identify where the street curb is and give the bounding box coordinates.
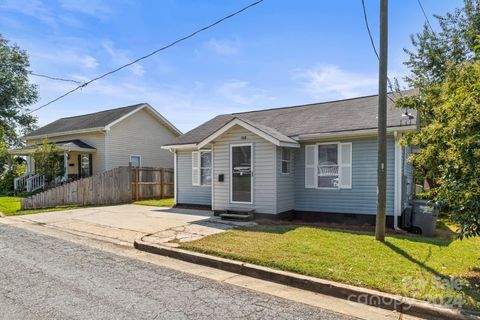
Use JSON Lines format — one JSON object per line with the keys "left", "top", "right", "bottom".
{"left": 134, "top": 239, "right": 480, "bottom": 320}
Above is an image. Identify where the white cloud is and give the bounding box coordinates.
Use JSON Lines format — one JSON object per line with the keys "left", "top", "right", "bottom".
{"left": 102, "top": 41, "right": 144, "bottom": 76}
{"left": 59, "top": 0, "right": 111, "bottom": 20}
{"left": 217, "top": 80, "right": 275, "bottom": 105}
{"left": 80, "top": 55, "right": 99, "bottom": 69}
{"left": 0, "top": 0, "right": 56, "bottom": 26}
{"left": 294, "top": 65, "right": 378, "bottom": 100}
{"left": 205, "top": 38, "right": 241, "bottom": 56}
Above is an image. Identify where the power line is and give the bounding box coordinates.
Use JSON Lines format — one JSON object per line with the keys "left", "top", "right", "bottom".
{"left": 29, "top": 72, "right": 83, "bottom": 85}
{"left": 361, "top": 0, "right": 397, "bottom": 103}
{"left": 27, "top": 0, "right": 265, "bottom": 115}
{"left": 416, "top": 0, "right": 434, "bottom": 33}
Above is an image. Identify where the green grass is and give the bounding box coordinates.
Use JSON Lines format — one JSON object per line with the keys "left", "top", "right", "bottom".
{"left": 133, "top": 198, "right": 174, "bottom": 207}
{"left": 180, "top": 225, "right": 480, "bottom": 311}
{"left": 0, "top": 197, "right": 21, "bottom": 215}
{"left": 0, "top": 196, "right": 82, "bottom": 216}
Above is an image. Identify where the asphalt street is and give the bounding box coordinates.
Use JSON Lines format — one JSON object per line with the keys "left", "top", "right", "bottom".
{"left": 0, "top": 224, "right": 354, "bottom": 320}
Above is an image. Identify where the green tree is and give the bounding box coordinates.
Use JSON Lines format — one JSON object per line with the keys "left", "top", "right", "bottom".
{"left": 399, "top": 1, "right": 480, "bottom": 237}
{"left": 0, "top": 34, "right": 38, "bottom": 192}
{"left": 32, "top": 139, "right": 63, "bottom": 187}
{"left": 404, "top": 61, "right": 480, "bottom": 238}
{"left": 0, "top": 34, "right": 38, "bottom": 146}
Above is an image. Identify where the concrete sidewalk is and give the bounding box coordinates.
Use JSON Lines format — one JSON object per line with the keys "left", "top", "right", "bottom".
{"left": 3, "top": 204, "right": 239, "bottom": 246}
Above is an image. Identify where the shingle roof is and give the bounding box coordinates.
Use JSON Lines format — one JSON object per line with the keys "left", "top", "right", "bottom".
{"left": 166, "top": 91, "right": 417, "bottom": 146}
{"left": 24, "top": 103, "right": 145, "bottom": 138}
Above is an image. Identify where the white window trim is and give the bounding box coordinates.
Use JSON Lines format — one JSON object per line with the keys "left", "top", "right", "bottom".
{"left": 230, "top": 143, "right": 253, "bottom": 205}
{"left": 192, "top": 151, "right": 200, "bottom": 186}
{"left": 338, "top": 142, "right": 352, "bottom": 189}
{"left": 281, "top": 148, "right": 292, "bottom": 175}
{"left": 200, "top": 150, "right": 212, "bottom": 187}
{"left": 130, "top": 154, "right": 142, "bottom": 167}
{"left": 316, "top": 142, "right": 340, "bottom": 190}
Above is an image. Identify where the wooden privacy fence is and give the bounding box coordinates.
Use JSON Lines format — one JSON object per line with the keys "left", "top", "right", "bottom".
{"left": 21, "top": 166, "right": 174, "bottom": 210}
{"left": 131, "top": 167, "right": 174, "bottom": 201}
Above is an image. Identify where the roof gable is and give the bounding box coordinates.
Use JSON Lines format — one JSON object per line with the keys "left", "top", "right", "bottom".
{"left": 24, "top": 103, "right": 181, "bottom": 139}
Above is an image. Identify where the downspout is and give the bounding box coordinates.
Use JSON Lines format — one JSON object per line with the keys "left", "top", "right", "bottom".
{"left": 393, "top": 131, "right": 402, "bottom": 231}
{"left": 211, "top": 143, "right": 214, "bottom": 212}
{"left": 104, "top": 129, "right": 109, "bottom": 172}
{"left": 172, "top": 148, "right": 177, "bottom": 206}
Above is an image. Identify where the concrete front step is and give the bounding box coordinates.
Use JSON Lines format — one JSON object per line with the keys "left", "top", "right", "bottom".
{"left": 220, "top": 208, "right": 255, "bottom": 221}
{"left": 219, "top": 213, "right": 253, "bottom": 221}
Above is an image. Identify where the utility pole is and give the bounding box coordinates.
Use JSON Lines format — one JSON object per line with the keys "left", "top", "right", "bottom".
{"left": 375, "top": 0, "right": 388, "bottom": 242}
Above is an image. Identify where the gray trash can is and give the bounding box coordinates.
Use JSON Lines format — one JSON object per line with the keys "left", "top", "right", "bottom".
{"left": 410, "top": 200, "right": 439, "bottom": 237}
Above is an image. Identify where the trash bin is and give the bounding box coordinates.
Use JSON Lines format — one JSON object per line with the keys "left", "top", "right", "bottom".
{"left": 410, "top": 200, "right": 439, "bottom": 237}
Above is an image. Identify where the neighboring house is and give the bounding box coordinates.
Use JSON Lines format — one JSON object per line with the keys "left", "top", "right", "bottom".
{"left": 162, "top": 92, "right": 417, "bottom": 228}
{"left": 10, "top": 103, "right": 181, "bottom": 192}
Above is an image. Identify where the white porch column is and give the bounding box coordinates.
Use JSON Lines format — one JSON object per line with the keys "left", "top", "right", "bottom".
{"left": 64, "top": 152, "right": 68, "bottom": 180}
{"left": 26, "top": 156, "right": 32, "bottom": 173}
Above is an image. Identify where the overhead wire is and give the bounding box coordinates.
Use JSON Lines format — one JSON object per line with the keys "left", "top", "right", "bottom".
{"left": 29, "top": 72, "right": 83, "bottom": 85}
{"left": 27, "top": 0, "right": 265, "bottom": 114}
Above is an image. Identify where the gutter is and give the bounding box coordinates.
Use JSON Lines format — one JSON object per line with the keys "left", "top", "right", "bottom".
{"left": 293, "top": 125, "right": 417, "bottom": 141}
{"left": 23, "top": 127, "right": 106, "bottom": 140}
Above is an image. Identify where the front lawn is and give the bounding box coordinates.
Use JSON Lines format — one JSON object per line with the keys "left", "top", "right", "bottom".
{"left": 0, "top": 196, "right": 82, "bottom": 216}
{"left": 180, "top": 225, "right": 480, "bottom": 311}
{"left": 133, "top": 198, "right": 174, "bottom": 207}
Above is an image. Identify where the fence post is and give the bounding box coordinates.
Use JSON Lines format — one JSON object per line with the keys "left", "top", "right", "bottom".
{"left": 160, "top": 168, "right": 164, "bottom": 199}
{"left": 136, "top": 168, "right": 140, "bottom": 201}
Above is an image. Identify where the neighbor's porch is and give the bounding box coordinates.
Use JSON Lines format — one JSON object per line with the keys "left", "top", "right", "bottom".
{"left": 9, "top": 139, "right": 96, "bottom": 193}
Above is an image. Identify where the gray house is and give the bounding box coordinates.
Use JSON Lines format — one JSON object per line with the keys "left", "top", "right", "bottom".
{"left": 162, "top": 93, "right": 417, "bottom": 228}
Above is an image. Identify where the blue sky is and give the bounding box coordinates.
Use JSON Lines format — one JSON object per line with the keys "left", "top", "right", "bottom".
{"left": 1, "top": 0, "right": 463, "bottom": 132}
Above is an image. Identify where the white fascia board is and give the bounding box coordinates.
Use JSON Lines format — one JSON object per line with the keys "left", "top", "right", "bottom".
{"left": 295, "top": 125, "right": 417, "bottom": 141}
{"left": 197, "top": 118, "right": 299, "bottom": 149}
{"left": 161, "top": 143, "right": 197, "bottom": 151}
{"left": 23, "top": 127, "right": 106, "bottom": 140}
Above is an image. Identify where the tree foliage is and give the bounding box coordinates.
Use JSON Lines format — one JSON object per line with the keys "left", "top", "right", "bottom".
{"left": 403, "top": 61, "right": 480, "bottom": 238}
{"left": 32, "top": 140, "right": 63, "bottom": 185}
{"left": 0, "top": 34, "right": 38, "bottom": 192}
{"left": 0, "top": 34, "right": 38, "bottom": 146}
{"left": 399, "top": 1, "right": 480, "bottom": 237}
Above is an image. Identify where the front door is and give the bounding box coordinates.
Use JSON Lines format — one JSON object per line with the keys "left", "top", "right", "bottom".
{"left": 230, "top": 144, "right": 253, "bottom": 204}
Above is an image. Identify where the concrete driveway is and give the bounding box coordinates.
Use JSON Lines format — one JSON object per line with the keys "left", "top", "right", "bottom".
{"left": 3, "top": 204, "right": 247, "bottom": 246}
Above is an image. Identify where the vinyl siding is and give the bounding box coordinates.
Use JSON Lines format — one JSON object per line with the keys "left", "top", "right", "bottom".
{"left": 26, "top": 132, "right": 106, "bottom": 174}
{"left": 106, "top": 108, "right": 177, "bottom": 169}
{"left": 294, "top": 136, "right": 395, "bottom": 215}
{"left": 176, "top": 150, "right": 212, "bottom": 205}
{"left": 276, "top": 147, "right": 295, "bottom": 213}
{"left": 212, "top": 125, "right": 276, "bottom": 214}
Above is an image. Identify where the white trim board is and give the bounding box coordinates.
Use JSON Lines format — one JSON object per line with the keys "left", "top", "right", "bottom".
{"left": 198, "top": 118, "right": 299, "bottom": 149}
{"left": 105, "top": 103, "right": 182, "bottom": 136}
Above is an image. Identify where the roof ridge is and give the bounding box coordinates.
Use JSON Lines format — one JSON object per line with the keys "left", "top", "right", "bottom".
{"left": 54, "top": 103, "right": 145, "bottom": 121}
{"left": 231, "top": 90, "right": 410, "bottom": 115}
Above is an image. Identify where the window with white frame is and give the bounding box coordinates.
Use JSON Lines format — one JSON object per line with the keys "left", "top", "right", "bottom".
{"left": 192, "top": 151, "right": 211, "bottom": 186}
{"left": 305, "top": 143, "right": 352, "bottom": 189}
{"left": 130, "top": 155, "right": 141, "bottom": 168}
{"left": 200, "top": 151, "right": 212, "bottom": 186}
{"left": 281, "top": 148, "right": 292, "bottom": 174}
{"left": 318, "top": 144, "right": 339, "bottom": 188}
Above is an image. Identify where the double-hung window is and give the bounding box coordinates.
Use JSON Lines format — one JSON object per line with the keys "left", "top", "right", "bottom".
{"left": 281, "top": 148, "right": 292, "bottom": 174}
{"left": 200, "top": 151, "right": 212, "bottom": 186}
{"left": 192, "top": 151, "right": 211, "bottom": 186}
{"left": 317, "top": 144, "right": 339, "bottom": 188}
{"left": 305, "top": 143, "right": 352, "bottom": 189}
